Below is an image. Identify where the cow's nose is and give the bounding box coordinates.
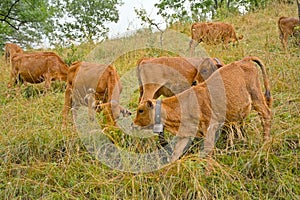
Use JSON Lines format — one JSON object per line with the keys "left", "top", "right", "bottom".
{"left": 130, "top": 122, "right": 134, "bottom": 130}
{"left": 131, "top": 122, "right": 138, "bottom": 130}
{"left": 122, "top": 109, "right": 132, "bottom": 117}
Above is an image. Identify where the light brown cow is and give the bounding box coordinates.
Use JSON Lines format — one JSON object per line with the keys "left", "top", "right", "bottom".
{"left": 5, "top": 43, "right": 24, "bottom": 65}
{"left": 278, "top": 16, "right": 300, "bottom": 49}
{"left": 137, "top": 56, "right": 224, "bottom": 103}
{"left": 189, "top": 22, "right": 243, "bottom": 55}
{"left": 62, "top": 61, "right": 131, "bottom": 126}
{"left": 133, "top": 56, "right": 272, "bottom": 162}
{"left": 8, "top": 52, "right": 68, "bottom": 90}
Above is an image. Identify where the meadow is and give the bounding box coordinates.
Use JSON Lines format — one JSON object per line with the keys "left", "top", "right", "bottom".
{"left": 0, "top": 2, "right": 299, "bottom": 199}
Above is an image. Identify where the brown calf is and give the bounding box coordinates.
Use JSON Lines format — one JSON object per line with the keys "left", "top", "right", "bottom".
{"left": 189, "top": 22, "right": 243, "bottom": 55}
{"left": 133, "top": 56, "right": 272, "bottom": 162}
{"left": 278, "top": 16, "right": 300, "bottom": 49}
{"left": 62, "top": 61, "right": 130, "bottom": 126}
{"left": 9, "top": 52, "right": 68, "bottom": 90}
{"left": 137, "top": 56, "right": 224, "bottom": 103}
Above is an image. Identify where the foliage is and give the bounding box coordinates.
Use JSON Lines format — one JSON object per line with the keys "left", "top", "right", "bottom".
{"left": 0, "top": 0, "right": 54, "bottom": 48}
{"left": 0, "top": 0, "right": 123, "bottom": 48}
{"left": 134, "top": 8, "right": 165, "bottom": 47}
{"left": 154, "top": 0, "right": 276, "bottom": 24}
{"left": 50, "top": 0, "right": 123, "bottom": 45}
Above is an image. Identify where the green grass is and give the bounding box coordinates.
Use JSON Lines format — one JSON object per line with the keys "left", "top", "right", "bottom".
{"left": 0, "top": 1, "right": 299, "bottom": 199}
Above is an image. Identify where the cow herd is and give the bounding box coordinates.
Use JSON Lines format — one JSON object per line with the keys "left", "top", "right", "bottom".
{"left": 3, "top": 9, "right": 299, "bottom": 163}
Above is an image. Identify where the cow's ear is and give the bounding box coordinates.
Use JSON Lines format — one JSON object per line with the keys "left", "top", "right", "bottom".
{"left": 216, "top": 63, "right": 223, "bottom": 68}
{"left": 213, "top": 58, "right": 223, "bottom": 68}
{"left": 146, "top": 100, "right": 154, "bottom": 109}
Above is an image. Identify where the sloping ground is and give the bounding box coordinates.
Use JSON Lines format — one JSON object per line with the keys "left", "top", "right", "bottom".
{"left": 0, "top": 2, "right": 299, "bottom": 199}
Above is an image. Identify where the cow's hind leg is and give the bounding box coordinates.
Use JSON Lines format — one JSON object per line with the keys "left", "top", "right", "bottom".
{"left": 250, "top": 82, "right": 272, "bottom": 140}
{"left": 252, "top": 100, "right": 272, "bottom": 140}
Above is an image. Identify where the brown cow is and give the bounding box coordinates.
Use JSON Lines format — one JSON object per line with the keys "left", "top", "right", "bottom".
{"left": 5, "top": 43, "right": 24, "bottom": 65}
{"left": 278, "top": 16, "right": 300, "bottom": 49}
{"left": 62, "top": 61, "right": 131, "bottom": 126}
{"left": 189, "top": 22, "right": 243, "bottom": 55}
{"left": 133, "top": 56, "right": 272, "bottom": 162}
{"left": 137, "top": 56, "right": 224, "bottom": 103}
{"left": 8, "top": 52, "right": 68, "bottom": 90}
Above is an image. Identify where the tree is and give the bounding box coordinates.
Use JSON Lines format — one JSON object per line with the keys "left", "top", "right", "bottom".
{"left": 0, "top": 0, "right": 123, "bottom": 48}
{"left": 154, "top": 0, "right": 273, "bottom": 24}
{"left": 51, "top": 0, "right": 123, "bottom": 45}
{"left": 0, "top": 0, "right": 54, "bottom": 47}
{"left": 134, "top": 8, "right": 165, "bottom": 47}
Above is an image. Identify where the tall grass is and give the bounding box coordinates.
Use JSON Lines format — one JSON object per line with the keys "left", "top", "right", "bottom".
{"left": 0, "top": 1, "right": 299, "bottom": 199}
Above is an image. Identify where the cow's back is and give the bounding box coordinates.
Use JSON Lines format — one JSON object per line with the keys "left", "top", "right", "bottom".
{"left": 73, "top": 62, "right": 107, "bottom": 100}
{"left": 139, "top": 57, "right": 197, "bottom": 81}
{"left": 139, "top": 57, "right": 197, "bottom": 87}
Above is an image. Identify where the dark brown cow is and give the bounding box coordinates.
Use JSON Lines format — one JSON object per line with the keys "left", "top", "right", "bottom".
{"left": 8, "top": 52, "right": 68, "bottom": 90}
{"left": 133, "top": 56, "right": 272, "bottom": 162}
{"left": 189, "top": 22, "right": 243, "bottom": 55}
{"left": 137, "top": 56, "right": 224, "bottom": 103}
{"left": 278, "top": 16, "right": 300, "bottom": 49}
{"left": 5, "top": 43, "right": 24, "bottom": 65}
{"left": 62, "top": 61, "right": 130, "bottom": 126}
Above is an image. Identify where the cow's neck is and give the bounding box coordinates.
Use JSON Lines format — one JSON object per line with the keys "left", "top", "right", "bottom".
{"left": 160, "top": 96, "right": 181, "bottom": 135}
{"left": 159, "top": 86, "right": 212, "bottom": 136}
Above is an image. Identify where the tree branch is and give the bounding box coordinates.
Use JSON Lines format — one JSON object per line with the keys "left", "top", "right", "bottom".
{"left": 3, "top": 0, "right": 21, "bottom": 21}
{"left": 0, "top": 0, "right": 25, "bottom": 30}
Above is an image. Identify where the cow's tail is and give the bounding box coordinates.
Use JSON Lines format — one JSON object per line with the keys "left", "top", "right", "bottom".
{"left": 244, "top": 56, "right": 272, "bottom": 108}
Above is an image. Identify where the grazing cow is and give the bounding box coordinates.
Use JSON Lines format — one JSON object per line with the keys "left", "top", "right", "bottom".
{"left": 278, "top": 16, "right": 300, "bottom": 49}
{"left": 9, "top": 52, "right": 68, "bottom": 90}
{"left": 62, "top": 61, "right": 131, "bottom": 126}
{"left": 137, "top": 56, "right": 224, "bottom": 103}
{"left": 5, "top": 43, "right": 24, "bottom": 65}
{"left": 133, "top": 56, "right": 272, "bottom": 162}
{"left": 189, "top": 22, "right": 243, "bottom": 55}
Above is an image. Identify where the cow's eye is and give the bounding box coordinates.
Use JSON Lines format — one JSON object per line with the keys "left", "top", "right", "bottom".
{"left": 138, "top": 109, "right": 144, "bottom": 114}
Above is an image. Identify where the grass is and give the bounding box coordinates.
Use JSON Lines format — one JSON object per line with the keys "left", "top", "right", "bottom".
{"left": 0, "top": 1, "right": 299, "bottom": 199}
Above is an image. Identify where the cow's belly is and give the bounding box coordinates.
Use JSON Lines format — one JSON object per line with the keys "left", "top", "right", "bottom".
{"left": 225, "top": 94, "right": 252, "bottom": 122}
{"left": 19, "top": 72, "right": 45, "bottom": 84}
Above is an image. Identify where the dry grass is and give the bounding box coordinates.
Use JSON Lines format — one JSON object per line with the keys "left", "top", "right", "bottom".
{"left": 0, "top": 1, "right": 299, "bottom": 199}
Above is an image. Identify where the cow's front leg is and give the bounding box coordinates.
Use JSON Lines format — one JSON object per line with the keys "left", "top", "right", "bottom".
{"left": 8, "top": 69, "right": 18, "bottom": 88}
{"left": 200, "top": 122, "right": 223, "bottom": 158}
{"left": 44, "top": 73, "right": 52, "bottom": 92}
{"left": 200, "top": 122, "right": 223, "bottom": 174}
{"left": 170, "top": 137, "right": 192, "bottom": 163}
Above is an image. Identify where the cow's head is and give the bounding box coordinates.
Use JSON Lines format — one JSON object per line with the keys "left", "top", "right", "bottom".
{"left": 132, "top": 99, "right": 156, "bottom": 129}
{"left": 194, "top": 58, "right": 222, "bottom": 84}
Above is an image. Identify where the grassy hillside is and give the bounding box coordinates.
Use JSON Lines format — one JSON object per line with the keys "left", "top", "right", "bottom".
{"left": 0, "top": 1, "right": 299, "bottom": 199}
